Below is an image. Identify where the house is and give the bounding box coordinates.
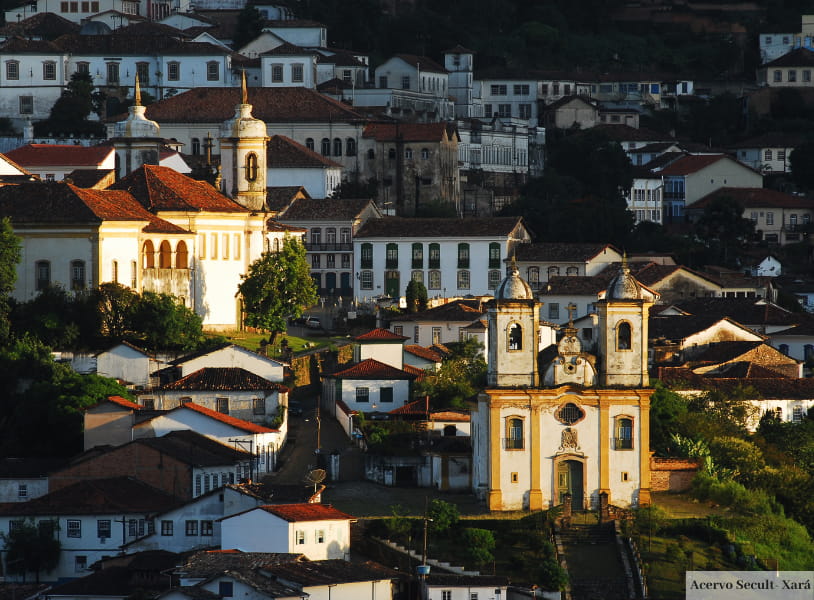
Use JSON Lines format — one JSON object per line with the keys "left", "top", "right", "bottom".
{"left": 729, "top": 132, "right": 804, "bottom": 173}
{"left": 277, "top": 197, "right": 382, "bottom": 298}
{"left": 123, "top": 484, "right": 268, "bottom": 554}
{"left": 627, "top": 166, "right": 665, "bottom": 224}
{"left": 352, "top": 327, "right": 409, "bottom": 368}
{"left": 164, "top": 343, "right": 286, "bottom": 383}
{"left": 2, "top": 0, "right": 176, "bottom": 23}
{"left": 266, "top": 135, "right": 342, "bottom": 198}
{"left": 649, "top": 314, "right": 766, "bottom": 366}
{"left": 403, "top": 344, "right": 444, "bottom": 371}
{"left": 0, "top": 477, "right": 181, "bottom": 582}
{"left": 598, "top": 105, "right": 641, "bottom": 128}
{"left": 767, "top": 321, "right": 814, "bottom": 363}
{"left": 69, "top": 341, "right": 160, "bottom": 389}
{"left": 444, "top": 45, "right": 477, "bottom": 119}
{"left": 83, "top": 395, "right": 145, "bottom": 450}
{"left": 50, "top": 429, "right": 254, "bottom": 498}
{"left": 758, "top": 47, "right": 814, "bottom": 87}
{"left": 374, "top": 54, "right": 448, "bottom": 98}
{"left": 321, "top": 358, "right": 418, "bottom": 415}
{"left": 513, "top": 242, "right": 622, "bottom": 291}
{"left": 0, "top": 457, "right": 66, "bottom": 502}
{"left": 652, "top": 154, "right": 763, "bottom": 222}
{"left": 750, "top": 255, "right": 783, "bottom": 277}
{"left": 360, "top": 122, "right": 461, "bottom": 216}
{"left": 152, "top": 368, "right": 288, "bottom": 427}
{"left": 541, "top": 95, "right": 599, "bottom": 130}
{"left": 4, "top": 144, "right": 115, "bottom": 181}
{"left": 220, "top": 503, "right": 354, "bottom": 560}
{"left": 476, "top": 71, "right": 541, "bottom": 123}
{"left": 423, "top": 574, "right": 510, "bottom": 600}
{"left": 662, "top": 297, "right": 804, "bottom": 335}
{"left": 0, "top": 12, "right": 78, "bottom": 43}
{"left": 687, "top": 187, "right": 814, "bottom": 245}
{"left": 353, "top": 216, "right": 531, "bottom": 299}
{"left": 388, "top": 300, "right": 487, "bottom": 346}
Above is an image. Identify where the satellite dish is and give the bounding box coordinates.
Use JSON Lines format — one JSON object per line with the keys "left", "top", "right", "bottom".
{"left": 304, "top": 468, "right": 326, "bottom": 492}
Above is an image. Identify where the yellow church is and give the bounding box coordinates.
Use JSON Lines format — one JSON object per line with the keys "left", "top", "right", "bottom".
{"left": 472, "top": 260, "right": 656, "bottom": 511}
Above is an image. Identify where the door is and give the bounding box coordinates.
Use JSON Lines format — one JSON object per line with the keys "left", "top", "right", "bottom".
{"left": 557, "top": 460, "right": 584, "bottom": 510}
{"left": 340, "top": 272, "right": 351, "bottom": 293}
{"left": 385, "top": 270, "right": 400, "bottom": 297}
{"left": 325, "top": 272, "right": 337, "bottom": 294}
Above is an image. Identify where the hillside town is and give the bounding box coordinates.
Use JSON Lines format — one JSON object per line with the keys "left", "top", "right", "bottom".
{"left": 2, "top": 1, "right": 814, "bottom": 599}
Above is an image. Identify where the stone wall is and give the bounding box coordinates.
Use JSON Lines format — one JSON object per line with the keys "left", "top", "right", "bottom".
{"left": 650, "top": 457, "right": 701, "bottom": 492}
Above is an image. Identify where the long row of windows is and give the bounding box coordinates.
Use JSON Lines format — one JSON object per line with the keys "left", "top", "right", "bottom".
{"left": 354, "top": 387, "right": 393, "bottom": 403}
{"left": 310, "top": 254, "right": 351, "bottom": 269}
{"left": 504, "top": 415, "right": 634, "bottom": 451}
{"left": 360, "top": 242, "right": 500, "bottom": 270}
{"left": 195, "top": 471, "right": 237, "bottom": 496}
{"left": 305, "top": 137, "right": 356, "bottom": 157}
{"left": 198, "top": 234, "right": 242, "bottom": 261}
{"left": 358, "top": 269, "right": 501, "bottom": 291}
{"left": 309, "top": 227, "right": 351, "bottom": 245}
{"left": 5, "top": 61, "right": 221, "bottom": 85}
{"left": 772, "top": 68, "right": 812, "bottom": 83}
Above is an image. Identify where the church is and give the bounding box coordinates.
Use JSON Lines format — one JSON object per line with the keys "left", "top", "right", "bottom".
{"left": 471, "top": 260, "right": 656, "bottom": 511}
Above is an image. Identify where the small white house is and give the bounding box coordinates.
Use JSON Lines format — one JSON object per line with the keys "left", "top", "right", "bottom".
{"left": 353, "top": 328, "right": 409, "bottom": 368}
{"left": 750, "top": 255, "right": 782, "bottom": 277}
{"left": 4, "top": 144, "right": 115, "bottom": 182}
{"left": 83, "top": 395, "right": 144, "bottom": 450}
{"left": 220, "top": 503, "right": 354, "bottom": 560}
{"left": 423, "top": 574, "right": 511, "bottom": 600}
{"left": 169, "top": 343, "right": 286, "bottom": 382}
{"left": 321, "top": 359, "right": 417, "bottom": 414}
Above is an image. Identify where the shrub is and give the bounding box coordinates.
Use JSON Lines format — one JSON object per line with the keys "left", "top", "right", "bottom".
{"left": 428, "top": 499, "right": 459, "bottom": 533}
{"left": 461, "top": 528, "right": 496, "bottom": 566}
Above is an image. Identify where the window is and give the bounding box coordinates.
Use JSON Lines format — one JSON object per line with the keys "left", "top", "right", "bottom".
{"left": 206, "top": 61, "right": 219, "bottom": 81}
{"left": 556, "top": 402, "right": 585, "bottom": 425}
{"left": 411, "top": 270, "right": 423, "bottom": 284}
{"left": 428, "top": 270, "right": 441, "bottom": 289}
{"left": 292, "top": 63, "right": 303, "bottom": 82}
{"left": 519, "top": 103, "right": 532, "bottom": 119}
{"left": 414, "top": 325, "right": 419, "bottom": 343}
{"left": 793, "top": 406, "right": 804, "bottom": 423}
{"left": 488, "top": 270, "right": 501, "bottom": 289}
{"left": 67, "top": 519, "right": 81, "bottom": 538}
{"left": 70, "top": 260, "right": 85, "bottom": 290}
{"left": 405, "top": 148, "right": 413, "bottom": 159}
{"left": 356, "top": 387, "right": 369, "bottom": 403}
{"left": 506, "top": 417, "right": 524, "bottom": 449}
{"left": 360, "top": 243, "right": 373, "bottom": 268}
{"left": 185, "top": 520, "right": 198, "bottom": 536}
{"left": 388, "top": 148, "right": 396, "bottom": 160}
{"left": 778, "top": 150, "right": 786, "bottom": 161}
{"left": 360, "top": 270, "right": 373, "bottom": 289}
{"left": 35, "top": 260, "right": 50, "bottom": 290}
{"left": 218, "top": 582, "right": 233, "bottom": 598}
{"left": 167, "top": 61, "right": 179, "bottom": 81}
{"left": 428, "top": 243, "right": 440, "bottom": 268}
{"left": 442, "top": 592, "right": 452, "bottom": 600}
{"left": 76, "top": 61, "right": 89, "bottom": 75}
{"left": 420, "top": 147, "right": 430, "bottom": 160}
{"left": 508, "top": 323, "right": 522, "bottom": 350}
{"left": 470, "top": 594, "right": 479, "bottom": 600}
{"left": 343, "top": 69, "right": 352, "bottom": 82}
{"left": 764, "top": 149, "right": 773, "bottom": 161}
{"left": 244, "top": 152, "right": 259, "bottom": 182}
{"left": 210, "top": 233, "right": 218, "bottom": 259}
{"left": 789, "top": 70, "right": 797, "bottom": 82}
{"left": 128, "top": 519, "right": 145, "bottom": 537}
{"left": 766, "top": 212, "right": 774, "bottom": 225}
{"left": 333, "top": 137, "right": 342, "bottom": 156}
{"left": 6, "top": 61, "right": 18, "bottom": 80}
{"left": 386, "top": 243, "right": 398, "bottom": 268}
{"left": 484, "top": 103, "right": 493, "bottom": 117}
{"left": 401, "top": 75, "right": 410, "bottom": 89}
{"left": 457, "top": 243, "right": 469, "bottom": 268}
{"left": 216, "top": 397, "right": 229, "bottom": 414}
{"left": 17, "top": 484, "right": 27, "bottom": 498}
{"left": 201, "top": 520, "right": 214, "bottom": 535}
{"left": 321, "top": 138, "right": 331, "bottom": 156}
{"left": 457, "top": 270, "right": 470, "bottom": 289}
{"left": 805, "top": 70, "right": 812, "bottom": 82}
{"left": 75, "top": 555, "right": 87, "bottom": 572}
{"left": 305, "top": 137, "right": 315, "bottom": 151}
{"left": 488, "top": 242, "right": 500, "bottom": 268}
{"left": 527, "top": 267, "right": 540, "bottom": 287}
{"left": 160, "top": 520, "right": 173, "bottom": 536}
{"left": 774, "top": 70, "right": 782, "bottom": 82}
{"left": 617, "top": 321, "right": 632, "bottom": 350}
{"left": 513, "top": 84, "right": 529, "bottom": 95}
{"left": 296, "top": 530, "right": 306, "bottom": 544}
{"left": 346, "top": 138, "right": 356, "bottom": 156}
{"left": 107, "top": 62, "right": 119, "bottom": 84}
{"left": 252, "top": 397, "right": 266, "bottom": 415}
{"left": 411, "top": 243, "right": 423, "bottom": 268}
{"left": 490, "top": 84, "right": 507, "bottom": 95}
{"left": 379, "top": 75, "right": 388, "bottom": 88}
{"left": 615, "top": 416, "right": 633, "bottom": 449}
{"left": 498, "top": 104, "right": 511, "bottom": 118}
{"left": 316, "top": 529, "right": 325, "bottom": 543}
{"left": 97, "top": 520, "right": 111, "bottom": 538}
{"left": 380, "top": 387, "right": 393, "bottom": 403}
{"left": 43, "top": 61, "right": 56, "bottom": 80}
{"left": 548, "top": 303, "right": 559, "bottom": 320}
{"left": 142, "top": 398, "right": 155, "bottom": 410}
{"left": 136, "top": 62, "right": 149, "bottom": 85}
{"left": 19, "top": 95, "right": 33, "bottom": 115}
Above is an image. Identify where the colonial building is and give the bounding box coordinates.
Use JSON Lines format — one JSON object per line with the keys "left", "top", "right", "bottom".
{"left": 472, "top": 261, "right": 656, "bottom": 511}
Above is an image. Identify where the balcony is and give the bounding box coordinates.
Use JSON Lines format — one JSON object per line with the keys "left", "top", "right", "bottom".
{"left": 304, "top": 242, "right": 353, "bottom": 252}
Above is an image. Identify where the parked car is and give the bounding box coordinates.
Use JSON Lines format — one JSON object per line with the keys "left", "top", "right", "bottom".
{"left": 305, "top": 316, "right": 322, "bottom": 329}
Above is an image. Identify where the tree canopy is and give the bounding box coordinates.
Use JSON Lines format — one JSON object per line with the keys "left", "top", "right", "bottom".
{"left": 405, "top": 279, "right": 428, "bottom": 313}
{"left": 0, "top": 217, "right": 21, "bottom": 342}
{"left": 238, "top": 236, "right": 318, "bottom": 343}
{"left": 1, "top": 519, "right": 61, "bottom": 582}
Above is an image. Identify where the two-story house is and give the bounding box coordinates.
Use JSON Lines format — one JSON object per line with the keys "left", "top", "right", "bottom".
{"left": 729, "top": 132, "right": 804, "bottom": 174}
{"left": 513, "top": 243, "right": 622, "bottom": 291}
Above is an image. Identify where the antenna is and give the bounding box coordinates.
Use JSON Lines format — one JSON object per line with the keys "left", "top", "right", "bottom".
{"left": 304, "top": 468, "right": 326, "bottom": 494}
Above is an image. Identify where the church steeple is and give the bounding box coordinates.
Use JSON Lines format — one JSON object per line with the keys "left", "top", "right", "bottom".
{"left": 219, "top": 71, "right": 268, "bottom": 211}
{"left": 111, "top": 74, "right": 161, "bottom": 178}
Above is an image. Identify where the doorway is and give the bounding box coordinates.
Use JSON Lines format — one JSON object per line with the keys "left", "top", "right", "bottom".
{"left": 556, "top": 459, "right": 584, "bottom": 510}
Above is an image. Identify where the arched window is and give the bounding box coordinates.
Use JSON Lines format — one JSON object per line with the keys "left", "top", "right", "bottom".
{"left": 244, "top": 152, "right": 258, "bottom": 182}
{"left": 527, "top": 267, "right": 540, "bottom": 286}
{"left": 326, "top": 228, "right": 336, "bottom": 244}
{"left": 411, "top": 243, "right": 423, "bottom": 268}
{"left": 508, "top": 323, "right": 522, "bottom": 350}
{"left": 264, "top": 237, "right": 270, "bottom": 253}
{"left": 159, "top": 241, "right": 172, "bottom": 268}
{"left": 547, "top": 266, "right": 560, "bottom": 278}
{"left": 421, "top": 148, "right": 429, "bottom": 159}
{"left": 488, "top": 242, "right": 500, "bottom": 268}
{"left": 617, "top": 322, "right": 632, "bottom": 350}
{"left": 321, "top": 138, "right": 331, "bottom": 156}
{"left": 273, "top": 238, "right": 280, "bottom": 252}
{"left": 333, "top": 138, "right": 342, "bottom": 156}
{"left": 360, "top": 243, "right": 373, "bottom": 269}
{"left": 566, "top": 266, "right": 579, "bottom": 276}
{"left": 505, "top": 417, "right": 524, "bottom": 450}
{"left": 143, "top": 240, "right": 155, "bottom": 269}
{"left": 615, "top": 416, "right": 634, "bottom": 449}
{"left": 428, "top": 243, "right": 440, "bottom": 268}
{"left": 176, "top": 241, "right": 188, "bottom": 268}
{"left": 346, "top": 138, "right": 356, "bottom": 156}
{"left": 306, "top": 138, "right": 315, "bottom": 151}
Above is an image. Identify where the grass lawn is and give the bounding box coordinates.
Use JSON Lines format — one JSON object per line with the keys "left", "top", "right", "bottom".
{"left": 215, "top": 330, "right": 344, "bottom": 356}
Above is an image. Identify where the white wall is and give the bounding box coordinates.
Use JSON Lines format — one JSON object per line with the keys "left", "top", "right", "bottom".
{"left": 178, "top": 345, "right": 285, "bottom": 381}
{"left": 339, "top": 377, "right": 410, "bottom": 412}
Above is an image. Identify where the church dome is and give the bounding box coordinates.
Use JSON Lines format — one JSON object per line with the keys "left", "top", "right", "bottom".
{"left": 495, "top": 263, "right": 533, "bottom": 300}
{"left": 122, "top": 104, "right": 160, "bottom": 138}
{"left": 606, "top": 259, "right": 641, "bottom": 300}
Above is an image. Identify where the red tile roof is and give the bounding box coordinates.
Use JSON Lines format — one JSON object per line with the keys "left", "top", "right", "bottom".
{"left": 279, "top": 197, "right": 375, "bottom": 221}
{"left": 355, "top": 216, "right": 522, "bottom": 238}
{"left": 691, "top": 187, "right": 814, "bottom": 210}
{"left": 392, "top": 53, "right": 447, "bottom": 73}
{"left": 362, "top": 122, "right": 456, "bottom": 142}
{"left": 354, "top": 328, "right": 409, "bottom": 342}
{"left": 267, "top": 135, "right": 342, "bottom": 169}
{"left": 105, "top": 395, "right": 143, "bottom": 410}
{"left": 112, "top": 165, "right": 248, "bottom": 213}
{"left": 388, "top": 398, "right": 429, "bottom": 414}
{"left": 259, "top": 503, "right": 355, "bottom": 522}
{"left": 404, "top": 345, "right": 443, "bottom": 362}
{"left": 161, "top": 367, "right": 286, "bottom": 391}
{"left": 657, "top": 154, "right": 732, "bottom": 176}
{"left": 326, "top": 358, "right": 417, "bottom": 380}
{"left": 176, "top": 402, "right": 278, "bottom": 433}
{"left": 5, "top": 144, "right": 113, "bottom": 168}
{"left": 402, "top": 364, "right": 427, "bottom": 380}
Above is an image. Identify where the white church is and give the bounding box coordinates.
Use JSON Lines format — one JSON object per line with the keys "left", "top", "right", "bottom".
{"left": 472, "top": 260, "right": 656, "bottom": 511}
{"left": 0, "top": 76, "right": 299, "bottom": 331}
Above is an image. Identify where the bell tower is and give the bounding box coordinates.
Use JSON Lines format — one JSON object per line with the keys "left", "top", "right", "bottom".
{"left": 595, "top": 257, "right": 656, "bottom": 387}
{"left": 112, "top": 75, "right": 162, "bottom": 178}
{"left": 219, "top": 72, "right": 268, "bottom": 211}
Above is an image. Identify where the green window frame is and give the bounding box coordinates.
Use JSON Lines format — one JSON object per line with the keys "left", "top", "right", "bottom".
{"left": 360, "top": 243, "right": 373, "bottom": 269}
{"left": 429, "top": 243, "right": 441, "bottom": 268}
{"left": 411, "top": 243, "right": 423, "bottom": 269}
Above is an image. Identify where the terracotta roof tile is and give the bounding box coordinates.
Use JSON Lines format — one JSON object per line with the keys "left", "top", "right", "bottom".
{"left": 390, "top": 299, "right": 485, "bottom": 323}
{"left": 279, "top": 197, "right": 375, "bottom": 221}
{"left": 650, "top": 315, "right": 762, "bottom": 341}
{"left": 105, "top": 395, "right": 143, "bottom": 410}
{"left": 355, "top": 216, "right": 523, "bottom": 238}
{"left": 658, "top": 366, "right": 814, "bottom": 399}
{"left": 362, "top": 122, "right": 455, "bottom": 142}
{"left": 0, "top": 36, "right": 62, "bottom": 53}
{"left": 267, "top": 135, "right": 341, "bottom": 168}
{"left": 392, "top": 53, "right": 447, "bottom": 73}
{"left": 259, "top": 503, "right": 355, "bottom": 522}
{"left": 354, "top": 328, "right": 409, "bottom": 342}
{"left": 691, "top": 187, "right": 814, "bottom": 210}
{"left": 514, "top": 242, "right": 619, "bottom": 262}
{"left": 657, "top": 154, "right": 732, "bottom": 176}
{"left": 133, "top": 87, "right": 364, "bottom": 124}
{"left": 51, "top": 32, "right": 229, "bottom": 55}
{"left": 764, "top": 47, "right": 814, "bottom": 68}
{"left": 403, "top": 345, "right": 443, "bottom": 362}
{"left": 160, "top": 367, "right": 286, "bottom": 391}
{"left": 325, "top": 358, "right": 417, "bottom": 380}
{"left": 266, "top": 186, "right": 309, "bottom": 212}
{"left": 0, "top": 12, "right": 78, "bottom": 39}
{"left": 266, "top": 559, "right": 398, "bottom": 586}
{"left": 402, "top": 364, "right": 427, "bottom": 380}
{"left": 174, "top": 402, "right": 278, "bottom": 433}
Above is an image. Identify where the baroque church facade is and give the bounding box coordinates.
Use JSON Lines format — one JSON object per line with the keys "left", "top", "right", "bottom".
{"left": 472, "top": 260, "right": 656, "bottom": 511}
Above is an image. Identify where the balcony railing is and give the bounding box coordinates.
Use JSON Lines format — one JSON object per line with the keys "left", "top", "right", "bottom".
{"left": 614, "top": 437, "right": 633, "bottom": 450}
{"left": 503, "top": 438, "right": 524, "bottom": 450}
{"left": 304, "top": 242, "right": 353, "bottom": 252}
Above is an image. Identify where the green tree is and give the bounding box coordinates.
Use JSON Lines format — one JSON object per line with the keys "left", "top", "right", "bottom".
{"left": 233, "top": 4, "right": 264, "bottom": 50}
{"left": 130, "top": 291, "right": 203, "bottom": 351}
{"left": 413, "top": 338, "right": 486, "bottom": 408}
{"left": 427, "top": 499, "right": 459, "bottom": 533}
{"left": 35, "top": 72, "right": 106, "bottom": 136}
{"left": 94, "top": 282, "right": 139, "bottom": 341}
{"left": 790, "top": 140, "right": 814, "bottom": 191}
{"left": 461, "top": 528, "right": 495, "bottom": 566}
{"left": 0, "top": 217, "right": 21, "bottom": 342}
{"left": 405, "top": 279, "right": 428, "bottom": 313}
{"left": 1, "top": 518, "right": 61, "bottom": 582}
{"left": 238, "top": 235, "right": 317, "bottom": 345}
{"left": 694, "top": 195, "right": 755, "bottom": 266}
{"left": 649, "top": 383, "right": 689, "bottom": 455}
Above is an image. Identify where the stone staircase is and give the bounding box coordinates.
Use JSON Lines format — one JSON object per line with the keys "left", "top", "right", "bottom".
{"left": 558, "top": 522, "right": 635, "bottom": 600}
